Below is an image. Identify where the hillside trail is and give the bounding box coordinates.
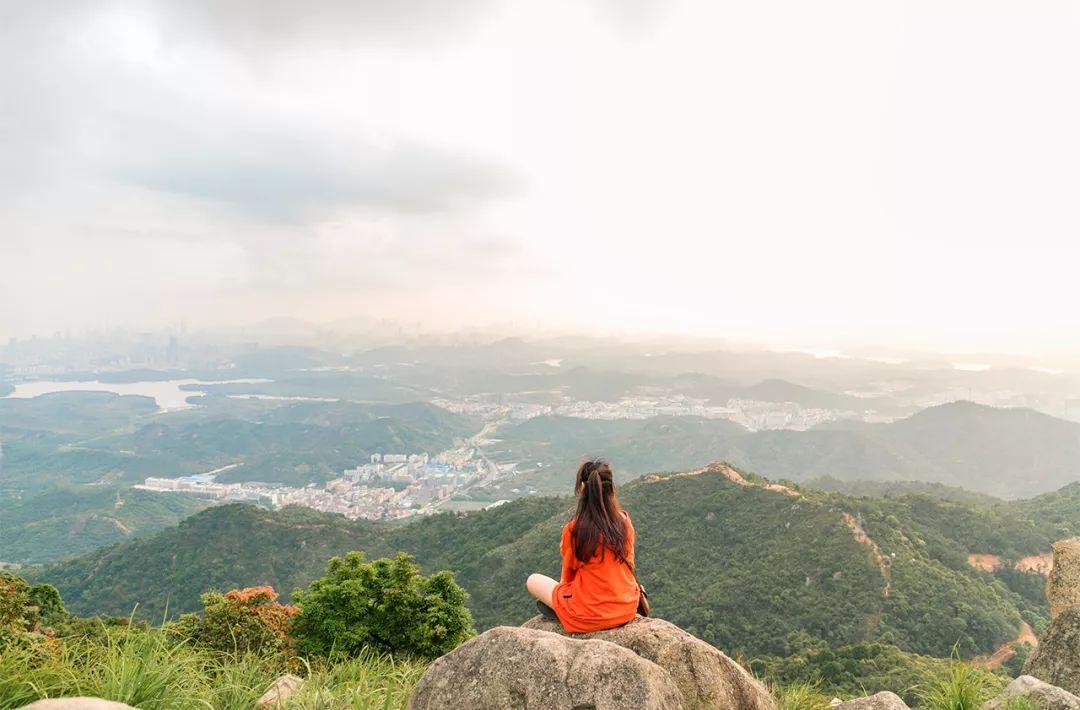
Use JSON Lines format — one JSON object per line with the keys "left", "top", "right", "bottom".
{"left": 649, "top": 463, "right": 893, "bottom": 600}
{"left": 973, "top": 621, "right": 1038, "bottom": 669}
{"left": 842, "top": 512, "right": 892, "bottom": 598}
{"left": 646, "top": 462, "right": 800, "bottom": 496}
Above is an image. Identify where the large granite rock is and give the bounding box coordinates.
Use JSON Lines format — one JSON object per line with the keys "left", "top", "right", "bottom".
{"left": 835, "top": 691, "right": 910, "bottom": 709}
{"left": 20, "top": 700, "right": 138, "bottom": 710}
{"left": 1026, "top": 607, "right": 1080, "bottom": 695}
{"left": 521, "top": 615, "right": 775, "bottom": 710}
{"left": 407, "top": 626, "right": 685, "bottom": 709}
{"left": 1049, "top": 539, "right": 1080, "bottom": 621}
{"left": 984, "top": 675, "right": 1080, "bottom": 710}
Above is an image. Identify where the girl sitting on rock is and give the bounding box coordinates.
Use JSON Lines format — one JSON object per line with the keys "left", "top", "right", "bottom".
{"left": 526, "top": 459, "right": 644, "bottom": 633}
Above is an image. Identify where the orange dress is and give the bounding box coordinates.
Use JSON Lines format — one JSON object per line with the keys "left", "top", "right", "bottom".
{"left": 552, "top": 510, "right": 639, "bottom": 633}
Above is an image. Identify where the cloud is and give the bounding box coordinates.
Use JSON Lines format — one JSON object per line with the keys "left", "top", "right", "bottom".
{"left": 118, "top": 133, "right": 520, "bottom": 221}
{"left": 144, "top": 0, "right": 499, "bottom": 52}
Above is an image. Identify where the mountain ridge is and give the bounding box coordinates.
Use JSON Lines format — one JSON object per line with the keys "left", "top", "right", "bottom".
{"left": 34, "top": 461, "right": 1080, "bottom": 661}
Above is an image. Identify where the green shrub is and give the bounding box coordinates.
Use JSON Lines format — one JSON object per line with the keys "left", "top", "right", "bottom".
{"left": 0, "top": 573, "right": 64, "bottom": 659}
{"left": 0, "top": 573, "right": 31, "bottom": 631}
{"left": 168, "top": 586, "right": 296, "bottom": 656}
{"left": 28, "top": 584, "right": 66, "bottom": 627}
{"left": 291, "top": 551, "right": 473, "bottom": 660}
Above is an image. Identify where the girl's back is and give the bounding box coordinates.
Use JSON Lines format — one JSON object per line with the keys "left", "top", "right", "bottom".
{"left": 553, "top": 509, "right": 638, "bottom": 632}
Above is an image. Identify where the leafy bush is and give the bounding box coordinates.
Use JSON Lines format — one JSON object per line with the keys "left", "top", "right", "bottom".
{"left": 0, "top": 573, "right": 63, "bottom": 659}
{"left": 291, "top": 551, "right": 473, "bottom": 660}
{"left": 168, "top": 586, "right": 297, "bottom": 656}
{"left": 27, "top": 584, "right": 66, "bottom": 627}
{"left": 0, "top": 573, "right": 31, "bottom": 631}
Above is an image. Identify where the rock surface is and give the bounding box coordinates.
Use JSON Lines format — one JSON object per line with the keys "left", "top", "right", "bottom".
{"left": 256, "top": 673, "right": 304, "bottom": 708}
{"left": 408, "top": 626, "right": 684, "bottom": 709}
{"left": 1048, "top": 539, "right": 1080, "bottom": 621}
{"left": 1026, "top": 607, "right": 1080, "bottom": 696}
{"left": 521, "top": 615, "right": 776, "bottom": 710}
{"left": 20, "top": 700, "right": 138, "bottom": 710}
{"left": 984, "top": 675, "right": 1080, "bottom": 710}
{"left": 834, "top": 692, "right": 910, "bottom": 709}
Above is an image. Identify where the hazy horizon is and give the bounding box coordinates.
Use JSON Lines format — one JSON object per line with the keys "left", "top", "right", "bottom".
{"left": 5, "top": 1, "right": 1080, "bottom": 353}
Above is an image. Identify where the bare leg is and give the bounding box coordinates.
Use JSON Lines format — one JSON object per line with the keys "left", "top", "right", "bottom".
{"left": 526, "top": 573, "right": 558, "bottom": 607}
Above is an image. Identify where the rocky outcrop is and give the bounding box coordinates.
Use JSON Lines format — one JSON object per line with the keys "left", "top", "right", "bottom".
{"left": 521, "top": 615, "right": 775, "bottom": 710}
{"left": 407, "top": 626, "right": 684, "bottom": 709}
{"left": 19, "top": 700, "right": 138, "bottom": 710}
{"left": 984, "top": 675, "right": 1080, "bottom": 709}
{"left": 256, "top": 673, "right": 304, "bottom": 708}
{"left": 1048, "top": 539, "right": 1080, "bottom": 621}
{"left": 834, "top": 691, "right": 910, "bottom": 709}
{"left": 1025, "top": 607, "right": 1080, "bottom": 695}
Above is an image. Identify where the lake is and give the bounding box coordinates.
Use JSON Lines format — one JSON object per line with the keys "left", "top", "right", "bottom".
{"left": 3, "top": 378, "right": 270, "bottom": 410}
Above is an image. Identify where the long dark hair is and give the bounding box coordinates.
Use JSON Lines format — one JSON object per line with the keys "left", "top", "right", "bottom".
{"left": 571, "top": 459, "right": 628, "bottom": 563}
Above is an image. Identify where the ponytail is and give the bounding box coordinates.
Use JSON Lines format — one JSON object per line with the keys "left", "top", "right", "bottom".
{"left": 571, "top": 459, "right": 627, "bottom": 563}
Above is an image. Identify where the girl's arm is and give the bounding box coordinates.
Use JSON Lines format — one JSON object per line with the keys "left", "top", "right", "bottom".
{"left": 560, "top": 523, "right": 576, "bottom": 584}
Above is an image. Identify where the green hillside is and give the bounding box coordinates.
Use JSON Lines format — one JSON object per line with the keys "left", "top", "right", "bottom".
{"left": 0, "top": 393, "right": 483, "bottom": 565}
{"left": 484, "top": 415, "right": 748, "bottom": 493}
{"left": 34, "top": 463, "right": 1075, "bottom": 660}
{"left": 0, "top": 485, "right": 211, "bottom": 564}
{"left": 495, "top": 402, "right": 1080, "bottom": 498}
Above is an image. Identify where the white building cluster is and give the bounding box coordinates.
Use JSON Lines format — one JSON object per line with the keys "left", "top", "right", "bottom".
{"left": 139, "top": 447, "right": 495, "bottom": 521}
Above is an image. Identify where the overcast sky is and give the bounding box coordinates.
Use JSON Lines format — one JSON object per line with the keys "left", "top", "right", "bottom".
{"left": 3, "top": 1, "right": 1080, "bottom": 350}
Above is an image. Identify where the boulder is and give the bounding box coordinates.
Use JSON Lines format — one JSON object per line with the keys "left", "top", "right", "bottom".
{"left": 1025, "top": 607, "right": 1080, "bottom": 695}
{"left": 408, "top": 626, "right": 684, "bottom": 710}
{"left": 984, "top": 675, "right": 1080, "bottom": 710}
{"left": 20, "top": 700, "right": 137, "bottom": 710}
{"left": 256, "top": 673, "right": 304, "bottom": 708}
{"left": 1048, "top": 539, "right": 1080, "bottom": 621}
{"left": 834, "top": 692, "right": 910, "bottom": 709}
{"left": 521, "top": 615, "right": 775, "bottom": 710}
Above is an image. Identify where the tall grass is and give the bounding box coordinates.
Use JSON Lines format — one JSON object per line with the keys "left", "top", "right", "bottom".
{"left": 772, "top": 682, "right": 832, "bottom": 710}
{"left": 0, "top": 628, "right": 426, "bottom": 710}
{"left": 915, "top": 657, "right": 1002, "bottom": 710}
{"left": 287, "top": 652, "right": 427, "bottom": 709}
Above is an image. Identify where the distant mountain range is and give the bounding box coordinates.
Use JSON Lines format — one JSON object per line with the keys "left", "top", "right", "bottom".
{"left": 495, "top": 401, "right": 1080, "bottom": 498}
{"left": 34, "top": 463, "right": 1080, "bottom": 661}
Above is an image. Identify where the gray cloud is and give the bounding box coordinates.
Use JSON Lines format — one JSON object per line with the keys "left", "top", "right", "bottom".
{"left": 119, "top": 134, "right": 520, "bottom": 221}
{"left": 144, "top": 0, "right": 500, "bottom": 52}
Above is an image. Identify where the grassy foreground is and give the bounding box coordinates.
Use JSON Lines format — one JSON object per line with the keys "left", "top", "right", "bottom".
{"left": 0, "top": 625, "right": 1025, "bottom": 710}
{"left": 0, "top": 628, "right": 425, "bottom": 710}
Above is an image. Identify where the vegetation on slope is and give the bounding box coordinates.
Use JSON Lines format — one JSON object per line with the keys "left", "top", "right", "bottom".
{"left": 1, "top": 567, "right": 1017, "bottom": 709}
{"left": 37, "top": 465, "right": 1068, "bottom": 660}
{"left": 495, "top": 402, "right": 1080, "bottom": 498}
{"left": 0, "top": 485, "right": 211, "bottom": 564}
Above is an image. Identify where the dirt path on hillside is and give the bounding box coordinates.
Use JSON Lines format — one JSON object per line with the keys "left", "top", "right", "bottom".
{"left": 642, "top": 462, "right": 802, "bottom": 497}
{"left": 974, "top": 622, "right": 1038, "bottom": 669}
{"left": 843, "top": 512, "right": 892, "bottom": 598}
{"left": 713, "top": 463, "right": 800, "bottom": 496}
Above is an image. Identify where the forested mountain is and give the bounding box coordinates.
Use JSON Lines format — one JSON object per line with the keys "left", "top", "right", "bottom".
{"left": 35, "top": 463, "right": 1079, "bottom": 661}
{"left": 0, "top": 485, "right": 210, "bottom": 564}
{"left": 0, "top": 392, "right": 481, "bottom": 564}
{"left": 499, "top": 402, "right": 1080, "bottom": 498}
